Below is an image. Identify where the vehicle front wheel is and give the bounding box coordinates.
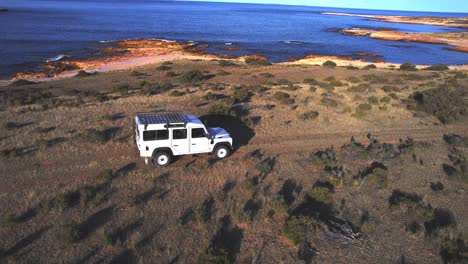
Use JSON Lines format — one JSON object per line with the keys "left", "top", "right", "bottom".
{"left": 214, "top": 145, "right": 230, "bottom": 159}
{"left": 154, "top": 152, "right": 171, "bottom": 167}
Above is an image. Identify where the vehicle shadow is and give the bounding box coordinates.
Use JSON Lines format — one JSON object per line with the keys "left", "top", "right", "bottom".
{"left": 198, "top": 114, "right": 255, "bottom": 151}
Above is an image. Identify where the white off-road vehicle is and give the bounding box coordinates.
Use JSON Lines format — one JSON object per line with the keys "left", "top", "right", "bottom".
{"left": 134, "top": 113, "right": 233, "bottom": 166}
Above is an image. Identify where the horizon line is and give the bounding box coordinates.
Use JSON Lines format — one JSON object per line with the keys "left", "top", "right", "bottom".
{"left": 180, "top": 0, "right": 468, "bottom": 14}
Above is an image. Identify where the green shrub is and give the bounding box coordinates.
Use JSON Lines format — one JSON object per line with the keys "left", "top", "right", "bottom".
{"left": 218, "top": 60, "right": 237, "bottom": 67}
{"left": 232, "top": 86, "right": 248, "bottom": 102}
{"left": 156, "top": 65, "right": 171, "bottom": 71}
{"left": 141, "top": 82, "right": 172, "bottom": 95}
{"left": 112, "top": 84, "right": 130, "bottom": 95}
{"left": 300, "top": 111, "right": 319, "bottom": 121}
{"left": 303, "top": 78, "right": 319, "bottom": 85}
{"left": 283, "top": 216, "right": 319, "bottom": 245}
{"left": 130, "top": 70, "right": 144, "bottom": 76}
{"left": 245, "top": 58, "right": 272, "bottom": 66}
{"left": 209, "top": 102, "right": 233, "bottom": 115}
{"left": 362, "top": 64, "right": 377, "bottom": 70}
{"left": 169, "top": 90, "right": 185, "bottom": 97}
{"left": 389, "top": 93, "right": 399, "bottom": 100}
{"left": 260, "top": 72, "right": 274, "bottom": 78}
{"left": 425, "top": 64, "right": 449, "bottom": 71}
{"left": 309, "top": 86, "right": 317, "bottom": 92}
{"left": 382, "top": 85, "right": 401, "bottom": 93}
{"left": 95, "top": 93, "right": 109, "bottom": 102}
{"left": 400, "top": 62, "right": 417, "bottom": 71}
{"left": 166, "top": 71, "right": 179, "bottom": 77}
{"left": 346, "top": 65, "right": 359, "bottom": 70}
{"left": 216, "top": 70, "right": 231, "bottom": 76}
{"left": 362, "top": 74, "right": 388, "bottom": 84}
{"left": 10, "top": 79, "right": 37, "bottom": 86}
{"left": 320, "top": 97, "right": 338, "bottom": 108}
{"left": 346, "top": 76, "right": 361, "bottom": 83}
{"left": 308, "top": 185, "right": 333, "bottom": 205}
{"left": 180, "top": 70, "right": 204, "bottom": 83}
{"left": 278, "top": 79, "right": 293, "bottom": 85}
{"left": 380, "top": 96, "right": 391, "bottom": 103}
{"left": 348, "top": 83, "right": 371, "bottom": 92}
{"left": 57, "top": 222, "right": 83, "bottom": 244}
{"left": 368, "top": 96, "right": 379, "bottom": 105}
{"left": 96, "top": 169, "right": 114, "bottom": 183}
{"left": 358, "top": 103, "right": 372, "bottom": 111}
{"left": 273, "top": 91, "right": 294, "bottom": 105}
{"left": 323, "top": 60, "right": 337, "bottom": 67}
{"left": 75, "top": 70, "right": 96, "bottom": 77}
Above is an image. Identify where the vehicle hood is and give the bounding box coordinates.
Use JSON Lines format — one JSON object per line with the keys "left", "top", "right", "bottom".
{"left": 208, "top": 127, "right": 231, "bottom": 139}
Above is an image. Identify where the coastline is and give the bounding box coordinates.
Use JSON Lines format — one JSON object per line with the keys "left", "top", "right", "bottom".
{"left": 321, "top": 12, "right": 468, "bottom": 28}
{"left": 2, "top": 38, "right": 467, "bottom": 86}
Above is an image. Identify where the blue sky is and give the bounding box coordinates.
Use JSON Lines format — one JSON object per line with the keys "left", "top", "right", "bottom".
{"left": 187, "top": 0, "right": 468, "bottom": 13}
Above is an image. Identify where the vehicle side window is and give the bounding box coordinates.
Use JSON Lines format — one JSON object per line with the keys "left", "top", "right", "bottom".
{"left": 173, "top": 129, "right": 187, "bottom": 140}
{"left": 192, "top": 128, "right": 206, "bottom": 138}
{"left": 143, "top": 130, "right": 169, "bottom": 141}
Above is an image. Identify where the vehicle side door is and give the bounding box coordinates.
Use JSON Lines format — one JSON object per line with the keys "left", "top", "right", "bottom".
{"left": 171, "top": 128, "right": 189, "bottom": 155}
{"left": 190, "top": 127, "right": 210, "bottom": 153}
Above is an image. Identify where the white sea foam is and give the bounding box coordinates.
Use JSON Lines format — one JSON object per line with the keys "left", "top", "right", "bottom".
{"left": 283, "top": 41, "right": 304, "bottom": 45}
{"left": 45, "top": 54, "right": 69, "bottom": 62}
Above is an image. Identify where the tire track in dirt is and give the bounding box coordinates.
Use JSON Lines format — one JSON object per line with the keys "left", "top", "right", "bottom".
{"left": 231, "top": 126, "right": 467, "bottom": 158}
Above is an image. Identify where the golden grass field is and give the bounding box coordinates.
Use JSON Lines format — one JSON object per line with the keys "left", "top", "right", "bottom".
{"left": 0, "top": 59, "right": 467, "bottom": 263}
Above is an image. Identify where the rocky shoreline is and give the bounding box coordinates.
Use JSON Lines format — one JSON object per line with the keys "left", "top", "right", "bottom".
{"left": 322, "top": 12, "right": 468, "bottom": 28}
{"left": 4, "top": 37, "right": 467, "bottom": 85}
{"left": 339, "top": 29, "right": 468, "bottom": 53}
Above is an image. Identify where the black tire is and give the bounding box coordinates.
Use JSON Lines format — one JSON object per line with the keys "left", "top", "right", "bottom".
{"left": 214, "top": 145, "right": 230, "bottom": 159}
{"left": 153, "top": 152, "right": 171, "bottom": 167}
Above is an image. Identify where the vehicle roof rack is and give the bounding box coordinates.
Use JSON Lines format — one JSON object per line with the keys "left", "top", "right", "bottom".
{"left": 137, "top": 113, "right": 189, "bottom": 127}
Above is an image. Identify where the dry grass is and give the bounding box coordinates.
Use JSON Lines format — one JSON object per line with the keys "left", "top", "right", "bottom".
{"left": 0, "top": 60, "right": 466, "bottom": 263}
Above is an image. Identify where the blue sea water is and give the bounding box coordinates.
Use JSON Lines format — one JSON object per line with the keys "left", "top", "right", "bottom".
{"left": 0, "top": 0, "right": 467, "bottom": 79}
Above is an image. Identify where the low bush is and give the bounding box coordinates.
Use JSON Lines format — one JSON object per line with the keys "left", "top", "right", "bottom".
{"left": 407, "top": 86, "right": 467, "bottom": 123}
{"left": 362, "top": 64, "right": 377, "bottom": 70}
{"left": 96, "top": 169, "right": 114, "bottom": 184}
{"left": 346, "top": 65, "right": 359, "bottom": 70}
{"left": 320, "top": 97, "right": 338, "bottom": 108}
{"left": 273, "top": 91, "right": 294, "bottom": 105}
{"left": 323, "top": 60, "right": 337, "bottom": 67}
{"left": 180, "top": 70, "right": 204, "bottom": 83}
{"left": 156, "top": 65, "right": 171, "bottom": 71}
{"left": 380, "top": 96, "right": 391, "bottom": 103}
{"left": 75, "top": 70, "right": 96, "bottom": 77}
{"left": 283, "top": 216, "right": 320, "bottom": 245}
{"left": 169, "top": 90, "right": 185, "bottom": 97}
{"left": 346, "top": 76, "right": 361, "bottom": 83}
{"left": 303, "top": 78, "right": 319, "bottom": 85}
{"left": 112, "top": 84, "right": 130, "bottom": 95}
{"left": 129, "top": 70, "right": 144, "bottom": 77}
{"left": 362, "top": 74, "right": 388, "bottom": 84}
{"left": 348, "top": 83, "right": 371, "bottom": 93}
{"left": 358, "top": 103, "right": 372, "bottom": 111}
{"left": 245, "top": 58, "right": 272, "bottom": 66}
{"left": 260, "top": 72, "right": 274, "bottom": 78}
{"left": 425, "top": 64, "right": 449, "bottom": 71}
{"left": 209, "top": 102, "right": 233, "bottom": 115}
{"left": 400, "top": 62, "right": 417, "bottom": 71}
{"left": 10, "top": 79, "right": 37, "bottom": 86}
{"left": 141, "top": 82, "right": 173, "bottom": 95}
{"left": 300, "top": 111, "right": 319, "bottom": 121}
{"left": 368, "top": 96, "right": 379, "bottom": 105}
{"left": 218, "top": 60, "right": 237, "bottom": 67}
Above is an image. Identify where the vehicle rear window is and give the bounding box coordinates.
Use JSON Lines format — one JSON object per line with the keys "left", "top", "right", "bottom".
{"left": 143, "top": 130, "right": 169, "bottom": 141}
{"left": 192, "top": 128, "right": 206, "bottom": 138}
{"left": 173, "top": 129, "right": 187, "bottom": 140}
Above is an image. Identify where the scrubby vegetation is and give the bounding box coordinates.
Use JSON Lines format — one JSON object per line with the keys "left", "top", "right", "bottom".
{"left": 322, "top": 60, "right": 337, "bottom": 68}
{"left": 1, "top": 59, "right": 467, "bottom": 264}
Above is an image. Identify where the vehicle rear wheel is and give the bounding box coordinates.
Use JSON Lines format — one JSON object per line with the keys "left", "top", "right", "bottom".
{"left": 154, "top": 152, "right": 171, "bottom": 167}
{"left": 214, "top": 145, "right": 230, "bottom": 159}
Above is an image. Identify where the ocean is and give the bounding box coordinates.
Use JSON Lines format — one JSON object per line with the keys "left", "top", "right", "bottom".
{"left": 0, "top": 0, "right": 467, "bottom": 79}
